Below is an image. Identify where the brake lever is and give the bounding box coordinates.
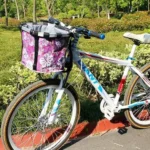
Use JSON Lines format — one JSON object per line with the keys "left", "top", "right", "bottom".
{"left": 84, "top": 35, "right": 91, "bottom": 39}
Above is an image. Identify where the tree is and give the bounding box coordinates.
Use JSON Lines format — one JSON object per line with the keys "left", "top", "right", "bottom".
{"left": 97, "top": 0, "right": 101, "bottom": 18}
{"left": 21, "top": 0, "right": 26, "bottom": 18}
{"left": 99, "top": 0, "right": 111, "bottom": 19}
{"left": 0, "top": 0, "right": 5, "bottom": 17}
{"left": 132, "top": 0, "right": 144, "bottom": 11}
{"left": 4, "top": 0, "right": 8, "bottom": 26}
{"left": 14, "top": 0, "right": 20, "bottom": 20}
{"left": 45, "top": 0, "right": 56, "bottom": 17}
{"left": 128, "top": 0, "right": 132, "bottom": 12}
{"left": 33, "top": 0, "right": 36, "bottom": 22}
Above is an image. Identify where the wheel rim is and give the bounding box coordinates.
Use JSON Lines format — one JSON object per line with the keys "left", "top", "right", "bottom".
{"left": 129, "top": 68, "right": 150, "bottom": 126}
{"left": 7, "top": 85, "right": 77, "bottom": 150}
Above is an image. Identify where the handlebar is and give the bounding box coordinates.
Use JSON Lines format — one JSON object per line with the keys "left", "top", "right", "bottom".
{"left": 45, "top": 17, "right": 105, "bottom": 40}
{"left": 75, "top": 27, "right": 105, "bottom": 40}
{"left": 88, "top": 31, "right": 105, "bottom": 40}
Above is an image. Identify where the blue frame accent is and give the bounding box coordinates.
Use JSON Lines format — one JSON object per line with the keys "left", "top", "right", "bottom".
{"left": 77, "top": 59, "right": 148, "bottom": 109}
{"left": 77, "top": 60, "right": 105, "bottom": 95}
{"left": 128, "top": 101, "right": 145, "bottom": 109}
{"left": 51, "top": 99, "right": 61, "bottom": 113}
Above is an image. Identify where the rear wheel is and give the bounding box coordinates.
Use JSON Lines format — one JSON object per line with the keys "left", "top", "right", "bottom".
{"left": 1, "top": 79, "right": 80, "bottom": 150}
{"left": 124, "top": 63, "right": 150, "bottom": 128}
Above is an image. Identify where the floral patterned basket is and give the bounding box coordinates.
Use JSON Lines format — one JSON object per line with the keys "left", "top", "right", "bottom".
{"left": 21, "top": 22, "right": 70, "bottom": 73}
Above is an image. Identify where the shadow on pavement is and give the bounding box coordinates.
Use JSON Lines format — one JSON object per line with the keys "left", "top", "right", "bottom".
{"left": 61, "top": 113, "right": 129, "bottom": 149}
{"left": 60, "top": 122, "right": 97, "bottom": 150}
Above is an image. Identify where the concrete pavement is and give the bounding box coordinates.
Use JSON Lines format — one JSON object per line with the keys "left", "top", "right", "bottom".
{"left": 62, "top": 127, "right": 150, "bottom": 150}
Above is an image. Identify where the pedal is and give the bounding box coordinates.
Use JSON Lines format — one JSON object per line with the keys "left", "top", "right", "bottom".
{"left": 104, "top": 105, "right": 115, "bottom": 120}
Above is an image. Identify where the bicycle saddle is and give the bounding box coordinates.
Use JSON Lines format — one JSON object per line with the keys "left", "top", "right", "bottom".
{"left": 123, "top": 32, "right": 150, "bottom": 44}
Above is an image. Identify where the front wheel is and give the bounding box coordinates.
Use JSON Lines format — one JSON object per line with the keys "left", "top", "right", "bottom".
{"left": 1, "top": 79, "right": 80, "bottom": 150}
{"left": 124, "top": 63, "right": 150, "bottom": 128}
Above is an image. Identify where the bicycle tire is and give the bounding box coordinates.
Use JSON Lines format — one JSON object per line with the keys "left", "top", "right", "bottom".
{"left": 1, "top": 79, "right": 80, "bottom": 150}
{"left": 124, "top": 63, "right": 150, "bottom": 128}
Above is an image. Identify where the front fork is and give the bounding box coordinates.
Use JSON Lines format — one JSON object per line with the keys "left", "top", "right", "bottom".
{"left": 38, "top": 73, "right": 65, "bottom": 125}
{"left": 47, "top": 88, "right": 65, "bottom": 124}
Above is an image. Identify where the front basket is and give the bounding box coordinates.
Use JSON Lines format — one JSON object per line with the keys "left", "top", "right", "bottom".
{"left": 21, "top": 22, "right": 70, "bottom": 73}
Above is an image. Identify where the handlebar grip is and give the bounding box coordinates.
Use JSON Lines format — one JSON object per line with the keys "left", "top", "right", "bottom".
{"left": 88, "top": 31, "right": 105, "bottom": 40}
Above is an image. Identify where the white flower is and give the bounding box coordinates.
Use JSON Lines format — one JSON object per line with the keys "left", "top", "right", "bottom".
{"left": 22, "top": 48, "right": 28, "bottom": 59}
{"left": 38, "top": 48, "right": 44, "bottom": 55}
{"left": 22, "top": 32, "right": 27, "bottom": 40}
{"left": 26, "top": 61, "right": 33, "bottom": 69}
{"left": 29, "top": 40, "right": 34, "bottom": 46}
{"left": 41, "top": 39, "right": 49, "bottom": 46}
{"left": 39, "top": 53, "right": 53, "bottom": 68}
{"left": 55, "top": 41, "right": 61, "bottom": 48}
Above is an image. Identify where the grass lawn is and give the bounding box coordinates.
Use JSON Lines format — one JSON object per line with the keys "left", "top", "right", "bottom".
{"left": 0, "top": 28, "right": 21, "bottom": 84}
{"left": 79, "top": 31, "right": 132, "bottom": 53}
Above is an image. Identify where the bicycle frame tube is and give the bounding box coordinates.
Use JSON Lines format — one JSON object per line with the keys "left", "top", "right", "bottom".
{"left": 73, "top": 50, "right": 115, "bottom": 107}
{"left": 73, "top": 44, "right": 150, "bottom": 111}
{"left": 130, "top": 66, "right": 150, "bottom": 87}
{"left": 78, "top": 50, "right": 132, "bottom": 66}
{"left": 73, "top": 45, "right": 134, "bottom": 107}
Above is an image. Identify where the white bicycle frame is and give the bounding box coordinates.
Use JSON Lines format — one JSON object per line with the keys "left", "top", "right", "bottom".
{"left": 72, "top": 43, "right": 150, "bottom": 119}
{"left": 40, "top": 38, "right": 150, "bottom": 122}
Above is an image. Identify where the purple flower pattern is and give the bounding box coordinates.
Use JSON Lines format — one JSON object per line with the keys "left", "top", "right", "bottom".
{"left": 21, "top": 31, "right": 67, "bottom": 73}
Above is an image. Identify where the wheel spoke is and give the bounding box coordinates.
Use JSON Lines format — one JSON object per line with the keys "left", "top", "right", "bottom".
{"left": 125, "top": 66, "right": 150, "bottom": 127}
{"left": 3, "top": 81, "right": 78, "bottom": 150}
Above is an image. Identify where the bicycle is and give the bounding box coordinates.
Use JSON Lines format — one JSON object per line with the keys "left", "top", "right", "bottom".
{"left": 2, "top": 18, "right": 150, "bottom": 150}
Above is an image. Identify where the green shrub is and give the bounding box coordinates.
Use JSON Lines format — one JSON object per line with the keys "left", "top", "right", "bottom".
{"left": 0, "top": 17, "right": 21, "bottom": 27}
{"left": 57, "top": 13, "right": 68, "bottom": 19}
{"left": 0, "top": 62, "right": 38, "bottom": 105}
{"left": 121, "top": 11, "right": 148, "bottom": 21}
{"left": 67, "top": 10, "right": 77, "bottom": 18}
{"left": 71, "top": 12, "right": 150, "bottom": 32}
{"left": 1, "top": 12, "right": 150, "bottom": 32}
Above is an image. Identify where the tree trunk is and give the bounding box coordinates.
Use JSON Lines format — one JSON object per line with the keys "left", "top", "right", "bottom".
{"left": 107, "top": 10, "right": 110, "bottom": 19}
{"left": 33, "top": 0, "right": 36, "bottom": 22}
{"left": 115, "top": 0, "right": 118, "bottom": 13}
{"left": 129, "top": 0, "right": 132, "bottom": 13}
{"left": 137, "top": 6, "right": 139, "bottom": 12}
{"left": 45, "top": 0, "right": 51, "bottom": 17}
{"left": 4, "top": 0, "right": 8, "bottom": 26}
{"left": 14, "top": 0, "right": 20, "bottom": 20}
{"left": 81, "top": 0, "right": 85, "bottom": 18}
{"left": 81, "top": 8, "right": 85, "bottom": 18}
{"left": 148, "top": 0, "right": 150, "bottom": 11}
{"left": 98, "top": 5, "right": 100, "bottom": 18}
{"left": 22, "top": 3, "right": 26, "bottom": 19}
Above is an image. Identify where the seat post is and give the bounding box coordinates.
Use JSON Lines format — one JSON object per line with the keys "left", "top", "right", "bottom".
{"left": 129, "top": 44, "right": 137, "bottom": 59}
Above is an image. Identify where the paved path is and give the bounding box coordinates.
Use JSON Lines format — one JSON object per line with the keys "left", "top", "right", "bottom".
{"left": 61, "top": 127, "right": 150, "bottom": 150}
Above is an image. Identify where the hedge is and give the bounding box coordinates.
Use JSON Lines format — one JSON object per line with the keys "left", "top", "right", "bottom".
{"left": 0, "top": 17, "right": 21, "bottom": 27}
{"left": 1, "top": 11, "right": 150, "bottom": 32}
{"left": 70, "top": 11, "right": 150, "bottom": 32}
